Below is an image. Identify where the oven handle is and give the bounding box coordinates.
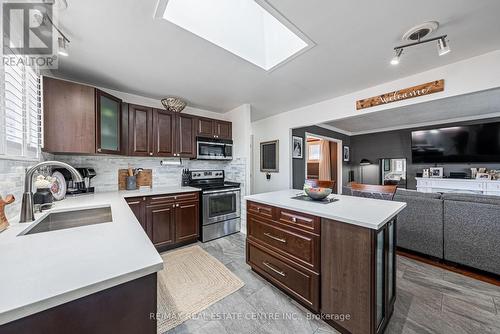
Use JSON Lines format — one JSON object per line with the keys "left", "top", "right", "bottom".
{"left": 203, "top": 188, "right": 240, "bottom": 195}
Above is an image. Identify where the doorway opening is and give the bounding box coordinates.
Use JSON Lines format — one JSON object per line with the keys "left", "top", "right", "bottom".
{"left": 304, "top": 133, "right": 342, "bottom": 194}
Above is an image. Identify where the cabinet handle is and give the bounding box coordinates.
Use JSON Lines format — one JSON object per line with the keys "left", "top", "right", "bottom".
{"left": 97, "top": 148, "right": 102, "bottom": 152}
{"left": 264, "top": 232, "right": 286, "bottom": 243}
{"left": 151, "top": 196, "right": 172, "bottom": 200}
{"left": 127, "top": 201, "right": 141, "bottom": 205}
{"left": 263, "top": 262, "right": 286, "bottom": 277}
{"left": 149, "top": 152, "right": 153, "bottom": 156}
{"left": 174, "top": 196, "right": 177, "bottom": 200}
{"left": 257, "top": 207, "right": 261, "bottom": 212}
{"left": 291, "top": 217, "right": 297, "bottom": 223}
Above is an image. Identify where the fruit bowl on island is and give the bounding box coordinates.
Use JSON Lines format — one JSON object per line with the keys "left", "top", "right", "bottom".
{"left": 303, "top": 184, "right": 332, "bottom": 200}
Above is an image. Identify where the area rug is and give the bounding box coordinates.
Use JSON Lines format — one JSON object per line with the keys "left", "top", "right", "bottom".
{"left": 157, "top": 245, "right": 245, "bottom": 333}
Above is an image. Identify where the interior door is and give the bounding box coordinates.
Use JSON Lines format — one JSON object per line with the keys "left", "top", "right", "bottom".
{"left": 153, "top": 109, "right": 175, "bottom": 157}
{"left": 175, "top": 200, "right": 199, "bottom": 243}
{"left": 128, "top": 105, "right": 152, "bottom": 156}
{"left": 147, "top": 203, "right": 175, "bottom": 248}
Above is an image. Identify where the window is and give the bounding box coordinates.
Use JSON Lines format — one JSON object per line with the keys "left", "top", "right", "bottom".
{"left": 308, "top": 143, "right": 320, "bottom": 161}
{"left": 156, "top": 0, "right": 313, "bottom": 71}
{"left": 1, "top": 51, "right": 41, "bottom": 160}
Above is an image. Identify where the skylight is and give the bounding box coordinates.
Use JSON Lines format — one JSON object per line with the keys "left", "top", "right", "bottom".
{"left": 155, "top": 0, "right": 312, "bottom": 71}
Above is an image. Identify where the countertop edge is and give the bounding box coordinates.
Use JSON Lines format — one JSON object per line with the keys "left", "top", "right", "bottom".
{"left": 0, "top": 262, "right": 164, "bottom": 326}
{"left": 245, "top": 196, "right": 407, "bottom": 230}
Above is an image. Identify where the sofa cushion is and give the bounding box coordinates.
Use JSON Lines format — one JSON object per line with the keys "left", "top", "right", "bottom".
{"left": 395, "top": 195, "right": 444, "bottom": 258}
{"left": 444, "top": 200, "right": 500, "bottom": 275}
{"left": 395, "top": 188, "right": 442, "bottom": 199}
{"left": 442, "top": 193, "right": 500, "bottom": 206}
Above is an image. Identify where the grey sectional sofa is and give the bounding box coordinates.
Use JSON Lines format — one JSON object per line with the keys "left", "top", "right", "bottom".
{"left": 393, "top": 189, "right": 500, "bottom": 275}
{"left": 393, "top": 189, "right": 444, "bottom": 259}
{"left": 442, "top": 193, "right": 500, "bottom": 275}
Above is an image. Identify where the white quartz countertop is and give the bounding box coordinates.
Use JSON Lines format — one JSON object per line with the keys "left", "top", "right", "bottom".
{"left": 0, "top": 186, "right": 200, "bottom": 325}
{"left": 246, "top": 189, "right": 406, "bottom": 230}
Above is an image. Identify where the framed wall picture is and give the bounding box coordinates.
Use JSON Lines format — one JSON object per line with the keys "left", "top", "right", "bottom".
{"left": 343, "top": 146, "right": 350, "bottom": 162}
{"left": 429, "top": 167, "right": 443, "bottom": 178}
{"left": 260, "top": 140, "right": 279, "bottom": 172}
{"left": 292, "top": 136, "right": 303, "bottom": 159}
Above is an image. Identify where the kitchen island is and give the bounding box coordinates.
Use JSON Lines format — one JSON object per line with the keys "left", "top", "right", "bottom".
{"left": 0, "top": 186, "right": 200, "bottom": 333}
{"left": 246, "top": 189, "right": 406, "bottom": 334}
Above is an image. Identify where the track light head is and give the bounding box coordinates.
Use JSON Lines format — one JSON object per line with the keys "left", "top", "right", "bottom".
{"left": 437, "top": 38, "right": 451, "bottom": 56}
{"left": 58, "top": 37, "right": 69, "bottom": 57}
{"left": 390, "top": 49, "right": 403, "bottom": 66}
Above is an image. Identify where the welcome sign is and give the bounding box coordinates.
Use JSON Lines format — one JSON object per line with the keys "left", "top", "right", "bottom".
{"left": 356, "top": 80, "right": 444, "bottom": 110}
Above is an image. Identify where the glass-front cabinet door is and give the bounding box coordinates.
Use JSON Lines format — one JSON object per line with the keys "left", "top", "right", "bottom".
{"left": 96, "top": 90, "right": 122, "bottom": 154}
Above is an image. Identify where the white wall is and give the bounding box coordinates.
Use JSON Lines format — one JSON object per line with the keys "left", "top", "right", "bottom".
{"left": 223, "top": 104, "right": 252, "bottom": 195}
{"left": 252, "top": 50, "right": 500, "bottom": 194}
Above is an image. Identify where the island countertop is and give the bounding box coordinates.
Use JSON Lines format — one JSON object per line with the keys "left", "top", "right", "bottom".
{"left": 0, "top": 186, "right": 200, "bottom": 326}
{"left": 245, "top": 189, "right": 406, "bottom": 230}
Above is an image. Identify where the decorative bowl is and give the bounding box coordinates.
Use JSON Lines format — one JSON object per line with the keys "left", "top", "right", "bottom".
{"left": 304, "top": 186, "right": 332, "bottom": 200}
{"left": 161, "top": 97, "right": 186, "bottom": 113}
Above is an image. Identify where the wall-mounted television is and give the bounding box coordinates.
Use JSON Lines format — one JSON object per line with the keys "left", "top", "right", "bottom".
{"left": 411, "top": 122, "right": 500, "bottom": 163}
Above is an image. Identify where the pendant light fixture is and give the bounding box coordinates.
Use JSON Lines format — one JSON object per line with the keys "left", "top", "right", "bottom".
{"left": 58, "top": 36, "right": 69, "bottom": 56}
{"left": 390, "top": 49, "right": 403, "bottom": 66}
{"left": 437, "top": 37, "right": 451, "bottom": 56}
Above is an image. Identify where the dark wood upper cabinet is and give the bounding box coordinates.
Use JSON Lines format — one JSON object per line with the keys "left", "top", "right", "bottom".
{"left": 197, "top": 117, "right": 214, "bottom": 137}
{"left": 42, "top": 77, "right": 232, "bottom": 156}
{"left": 196, "top": 117, "right": 232, "bottom": 140}
{"left": 176, "top": 114, "right": 196, "bottom": 158}
{"left": 175, "top": 200, "right": 199, "bottom": 243}
{"left": 43, "top": 77, "right": 96, "bottom": 154}
{"left": 215, "top": 120, "right": 232, "bottom": 139}
{"left": 128, "top": 104, "right": 153, "bottom": 156}
{"left": 153, "top": 109, "right": 175, "bottom": 157}
{"left": 96, "top": 90, "right": 122, "bottom": 154}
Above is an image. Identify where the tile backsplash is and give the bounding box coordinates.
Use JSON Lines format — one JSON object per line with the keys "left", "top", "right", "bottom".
{"left": 0, "top": 155, "right": 248, "bottom": 232}
{"left": 56, "top": 155, "right": 248, "bottom": 233}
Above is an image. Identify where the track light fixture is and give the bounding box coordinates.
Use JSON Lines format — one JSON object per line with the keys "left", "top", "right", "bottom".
{"left": 390, "top": 49, "right": 403, "bottom": 66}
{"left": 58, "top": 36, "right": 69, "bottom": 56}
{"left": 391, "top": 35, "right": 450, "bottom": 65}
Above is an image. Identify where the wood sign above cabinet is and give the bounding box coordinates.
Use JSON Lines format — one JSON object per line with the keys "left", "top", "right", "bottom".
{"left": 356, "top": 79, "right": 444, "bottom": 110}
{"left": 42, "top": 77, "right": 232, "bottom": 157}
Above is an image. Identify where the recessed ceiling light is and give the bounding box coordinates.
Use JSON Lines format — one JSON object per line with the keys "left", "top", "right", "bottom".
{"left": 154, "top": 0, "right": 314, "bottom": 71}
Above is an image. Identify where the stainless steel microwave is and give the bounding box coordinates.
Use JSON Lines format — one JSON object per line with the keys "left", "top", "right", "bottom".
{"left": 196, "top": 137, "right": 233, "bottom": 160}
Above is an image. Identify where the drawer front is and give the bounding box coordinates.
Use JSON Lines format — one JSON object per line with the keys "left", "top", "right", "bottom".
{"left": 278, "top": 209, "right": 320, "bottom": 234}
{"left": 247, "top": 241, "right": 319, "bottom": 311}
{"left": 248, "top": 214, "right": 319, "bottom": 272}
{"left": 247, "top": 201, "right": 275, "bottom": 220}
{"left": 146, "top": 192, "right": 199, "bottom": 204}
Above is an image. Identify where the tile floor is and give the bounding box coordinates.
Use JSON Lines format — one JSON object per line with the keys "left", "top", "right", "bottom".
{"left": 164, "top": 233, "right": 500, "bottom": 334}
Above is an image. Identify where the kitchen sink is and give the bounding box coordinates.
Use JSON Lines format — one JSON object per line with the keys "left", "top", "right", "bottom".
{"left": 20, "top": 206, "right": 113, "bottom": 235}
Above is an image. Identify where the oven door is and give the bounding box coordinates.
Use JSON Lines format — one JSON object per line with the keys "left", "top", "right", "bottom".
{"left": 202, "top": 188, "right": 241, "bottom": 225}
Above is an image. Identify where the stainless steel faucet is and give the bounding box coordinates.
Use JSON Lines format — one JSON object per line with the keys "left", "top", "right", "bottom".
{"left": 20, "top": 161, "right": 83, "bottom": 223}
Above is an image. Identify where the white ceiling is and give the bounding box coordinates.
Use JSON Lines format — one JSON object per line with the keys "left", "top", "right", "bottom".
{"left": 53, "top": 0, "right": 500, "bottom": 120}
{"left": 321, "top": 88, "right": 500, "bottom": 135}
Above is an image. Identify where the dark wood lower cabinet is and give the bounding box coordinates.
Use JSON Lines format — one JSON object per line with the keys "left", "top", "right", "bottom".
{"left": 246, "top": 201, "right": 397, "bottom": 334}
{"left": 126, "top": 192, "right": 200, "bottom": 251}
{"left": 147, "top": 203, "right": 176, "bottom": 248}
{"left": 0, "top": 274, "right": 157, "bottom": 334}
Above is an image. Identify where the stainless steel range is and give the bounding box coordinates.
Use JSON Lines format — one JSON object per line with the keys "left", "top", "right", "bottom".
{"left": 188, "top": 170, "right": 241, "bottom": 242}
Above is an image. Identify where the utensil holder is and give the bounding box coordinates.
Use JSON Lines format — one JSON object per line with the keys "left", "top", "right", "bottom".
{"left": 126, "top": 176, "right": 137, "bottom": 190}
